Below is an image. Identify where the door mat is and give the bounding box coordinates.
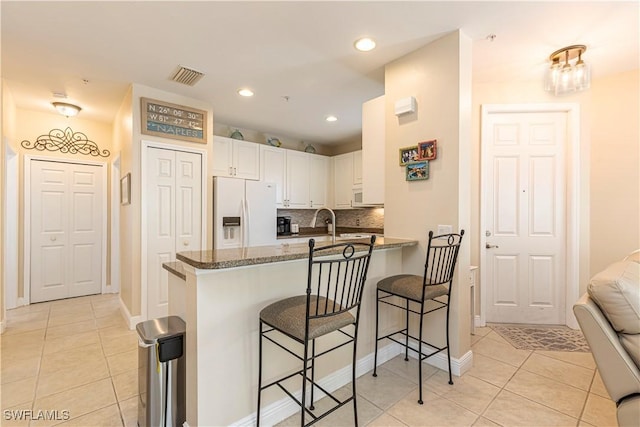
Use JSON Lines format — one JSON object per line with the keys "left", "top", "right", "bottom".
{"left": 490, "top": 324, "right": 591, "bottom": 352}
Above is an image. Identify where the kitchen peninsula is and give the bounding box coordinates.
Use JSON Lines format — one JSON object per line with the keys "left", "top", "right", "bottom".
{"left": 164, "top": 237, "right": 417, "bottom": 426}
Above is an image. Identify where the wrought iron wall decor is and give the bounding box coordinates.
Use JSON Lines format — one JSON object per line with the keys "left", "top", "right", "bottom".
{"left": 21, "top": 127, "right": 110, "bottom": 157}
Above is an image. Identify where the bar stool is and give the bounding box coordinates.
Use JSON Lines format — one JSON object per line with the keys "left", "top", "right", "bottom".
{"left": 257, "top": 236, "right": 376, "bottom": 427}
{"left": 372, "top": 230, "right": 464, "bottom": 404}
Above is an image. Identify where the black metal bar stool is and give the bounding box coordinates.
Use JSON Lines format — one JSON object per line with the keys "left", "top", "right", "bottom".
{"left": 372, "top": 230, "right": 464, "bottom": 404}
{"left": 257, "top": 236, "right": 376, "bottom": 427}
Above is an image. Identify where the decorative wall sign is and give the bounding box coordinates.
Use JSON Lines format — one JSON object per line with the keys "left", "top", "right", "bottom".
{"left": 21, "top": 127, "right": 110, "bottom": 157}
{"left": 141, "top": 97, "right": 207, "bottom": 144}
{"left": 418, "top": 139, "right": 437, "bottom": 160}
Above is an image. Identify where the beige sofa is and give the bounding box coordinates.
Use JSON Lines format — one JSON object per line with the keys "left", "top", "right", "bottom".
{"left": 573, "top": 251, "right": 640, "bottom": 427}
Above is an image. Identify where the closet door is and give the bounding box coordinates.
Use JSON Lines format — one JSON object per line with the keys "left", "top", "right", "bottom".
{"left": 146, "top": 147, "right": 202, "bottom": 320}
{"left": 31, "top": 160, "right": 103, "bottom": 303}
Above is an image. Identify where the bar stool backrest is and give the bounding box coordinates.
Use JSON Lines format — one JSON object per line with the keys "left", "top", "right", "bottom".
{"left": 306, "top": 236, "right": 376, "bottom": 321}
{"left": 422, "top": 230, "right": 465, "bottom": 291}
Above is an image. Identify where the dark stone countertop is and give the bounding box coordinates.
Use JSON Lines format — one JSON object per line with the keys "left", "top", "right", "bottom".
{"left": 172, "top": 236, "right": 416, "bottom": 271}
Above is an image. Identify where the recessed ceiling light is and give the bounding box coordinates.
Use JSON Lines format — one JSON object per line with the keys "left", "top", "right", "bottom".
{"left": 326, "top": 115, "right": 338, "bottom": 122}
{"left": 354, "top": 37, "right": 376, "bottom": 52}
{"left": 238, "top": 88, "right": 254, "bottom": 97}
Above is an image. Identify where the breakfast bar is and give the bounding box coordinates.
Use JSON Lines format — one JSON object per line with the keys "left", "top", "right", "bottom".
{"left": 164, "top": 237, "right": 417, "bottom": 426}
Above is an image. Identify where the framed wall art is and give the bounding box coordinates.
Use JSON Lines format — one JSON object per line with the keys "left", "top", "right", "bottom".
{"left": 399, "top": 146, "right": 419, "bottom": 165}
{"left": 418, "top": 139, "right": 437, "bottom": 160}
{"left": 406, "top": 161, "right": 429, "bottom": 181}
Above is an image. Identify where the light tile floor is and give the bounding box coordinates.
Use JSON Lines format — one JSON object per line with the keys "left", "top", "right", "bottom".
{"left": 0, "top": 295, "right": 618, "bottom": 426}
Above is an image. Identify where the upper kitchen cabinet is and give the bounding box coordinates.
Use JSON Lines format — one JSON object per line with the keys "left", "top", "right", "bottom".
{"left": 212, "top": 136, "right": 260, "bottom": 180}
{"left": 361, "top": 95, "right": 385, "bottom": 205}
{"left": 260, "top": 145, "right": 286, "bottom": 206}
{"left": 285, "top": 150, "right": 311, "bottom": 208}
{"left": 309, "top": 154, "right": 330, "bottom": 208}
{"left": 353, "top": 150, "right": 363, "bottom": 186}
{"left": 260, "top": 145, "right": 329, "bottom": 208}
{"left": 333, "top": 152, "right": 354, "bottom": 208}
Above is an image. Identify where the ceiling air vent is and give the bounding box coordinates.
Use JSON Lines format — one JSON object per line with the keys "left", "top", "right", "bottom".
{"left": 170, "top": 65, "right": 204, "bottom": 86}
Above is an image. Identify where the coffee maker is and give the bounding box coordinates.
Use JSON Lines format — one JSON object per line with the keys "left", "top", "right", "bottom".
{"left": 276, "top": 216, "right": 291, "bottom": 236}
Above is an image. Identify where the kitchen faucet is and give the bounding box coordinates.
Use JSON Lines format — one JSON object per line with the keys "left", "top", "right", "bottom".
{"left": 310, "top": 207, "right": 336, "bottom": 244}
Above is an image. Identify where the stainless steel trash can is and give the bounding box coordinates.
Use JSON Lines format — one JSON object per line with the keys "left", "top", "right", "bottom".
{"left": 137, "top": 316, "right": 186, "bottom": 427}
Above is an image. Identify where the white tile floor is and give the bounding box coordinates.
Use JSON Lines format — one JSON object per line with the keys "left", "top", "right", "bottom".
{"left": 1, "top": 295, "right": 618, "bottom": 426}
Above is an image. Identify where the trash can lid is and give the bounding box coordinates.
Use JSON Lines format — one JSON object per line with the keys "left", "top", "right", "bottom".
{"left": 136, "top": 316, "right": 186, "bottom": 345}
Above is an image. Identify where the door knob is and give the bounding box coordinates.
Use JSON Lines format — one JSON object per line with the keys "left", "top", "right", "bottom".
{"left": 50, "top": 236, "right": 57, "bottom": 241}
{"left": 486, "top": 243, "right": 499, "bottom": 249}
{"left": 183, "top": 241, "right": 189, "bottom": 246}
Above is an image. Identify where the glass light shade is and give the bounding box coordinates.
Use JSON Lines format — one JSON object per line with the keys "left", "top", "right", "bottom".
{"left": 573, "top": 62, "right": 590, "bottom": 91}
{"left": 52, "top": 102, "right": 81, "bottom": 117}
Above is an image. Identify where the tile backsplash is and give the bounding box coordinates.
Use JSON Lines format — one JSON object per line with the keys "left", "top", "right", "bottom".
{"left": 278, "top": 207, "right": 384, "bottom": 230}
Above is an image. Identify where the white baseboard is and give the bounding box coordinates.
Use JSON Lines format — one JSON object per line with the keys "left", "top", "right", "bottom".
{"left": 403, "top": 338, "right": 474, "bottom": 377}
{"left": 234, "top": 342, "right": 473, "bottom": 427}
{"left": 119, "top": 297, "right": 142, "bottom": 330}
{"left": 0, "top": 319, "right": 5, "bottom": 334}
{"left": 474, "top": 315, "right": 484, "bottom": 328}
{"left": 16, "top": 297, "right": 27, "bottom": 308}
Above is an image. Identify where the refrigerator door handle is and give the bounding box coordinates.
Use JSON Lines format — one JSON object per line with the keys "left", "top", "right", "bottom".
{"left": 239, "top": 198, "right": 245, "bottom": 248}
{"left": 244, "top": 198, "right": 250, "bottom": 247}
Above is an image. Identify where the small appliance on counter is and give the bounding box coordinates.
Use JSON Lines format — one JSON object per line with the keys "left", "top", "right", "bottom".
{"left": 277, "top": 216, "right": 291, "bottom": 236}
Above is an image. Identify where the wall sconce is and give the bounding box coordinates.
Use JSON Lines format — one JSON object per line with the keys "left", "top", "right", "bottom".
{"left": 394, "top": 96, "right": 417, "bottom": 116}
{"left": 52, "top": 102, "right": 82, "bottom": 117}
{"left": 544, "top": 45, "right": 590, "bottom": 95}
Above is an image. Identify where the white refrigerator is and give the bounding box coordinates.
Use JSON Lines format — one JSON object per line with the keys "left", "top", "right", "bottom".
{"left": 213, "top": 176, "right": 277, "bottom": 249}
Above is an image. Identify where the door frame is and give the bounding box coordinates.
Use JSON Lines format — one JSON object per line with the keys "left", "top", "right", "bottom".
{"left": 480, "top": 103, "right": 581, "bottom": 329}
{"left": 24, "top": 155, "right": 108, "bottom": 304}
{"left": 140, "top": 140, "right": 207, "bottom": 321}
{"left": 110, "top": 154, "right": 121, "bottom": 294}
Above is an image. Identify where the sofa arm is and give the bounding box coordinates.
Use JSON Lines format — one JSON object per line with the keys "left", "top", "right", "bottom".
{"left": 573, "top": 294, "right": 640, "bottom": 403}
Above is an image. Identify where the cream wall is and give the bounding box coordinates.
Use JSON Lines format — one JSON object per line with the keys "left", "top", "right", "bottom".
{"left": 1, "top": 81, "right": 18, "bottom": 324}
{"left": 113, "top": 87, "right": 134, "bottom": 315}
{"left": 384, "top": 30, "right": 473, "bottom": 358}
{"left": 116, "top": 84, "right": 214, "bottom": 318}
{"left": 590, "top": 70, "right": 640, "bottom": 274}
{"left": 7, "top": 107, "right": 114, "bottom": 306}
{"left": 472, "top": 69, "right": 639, "bottom": 310}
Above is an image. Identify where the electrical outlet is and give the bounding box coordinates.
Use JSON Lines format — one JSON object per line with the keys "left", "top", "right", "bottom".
{"left": 437, "top": 225, "right": 453, "bottom": 235}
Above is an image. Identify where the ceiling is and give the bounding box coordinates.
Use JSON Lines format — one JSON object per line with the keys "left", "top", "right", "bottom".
{"left": 2, "top": 1, "right": 638, "bottom": 146}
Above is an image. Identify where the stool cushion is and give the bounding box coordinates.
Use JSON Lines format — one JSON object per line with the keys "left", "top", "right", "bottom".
{"left": 377, "top": 274, "right": 448, "bottom": 301}
{"left": 260, "top": 295, "right": 355, "bottom": 341}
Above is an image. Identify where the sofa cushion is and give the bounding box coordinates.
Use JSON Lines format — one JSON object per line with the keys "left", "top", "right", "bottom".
{"left": 625, "top": 249, "right": 640, "bottom": 263}
{"left": 588, "top": 260, "right": 640, "bottom": 334}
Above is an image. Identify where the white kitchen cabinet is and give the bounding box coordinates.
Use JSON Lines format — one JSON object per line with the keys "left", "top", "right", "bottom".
{"left": 353, "top": 150, "right": 363, "bottom": 186}
{"left": 260, "top": 145, "right": 286, "bottom": 206}
{"left": 310, "top": 155, "right": 329, "bottom": 208}
{"left": 212, "top": 136, "right": 260, "bottom": 180}
{"left": 333, "top": 152, "right": 354, "bottom": 209}
{"left": 260, "top": 146, "right": 328, "bottom": 208}
{"left": 285, "top": 150, "right": 311, "bottom": 208}
{"left": 361, "top": 95, "right": 385, "bottom": 204}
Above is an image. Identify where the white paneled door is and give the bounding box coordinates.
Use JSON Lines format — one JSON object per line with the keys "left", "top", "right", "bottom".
{"left": 484, "top": 112, "right": 567, "bottom": 324}
{"left": 30, "top": 160, "right": 104, "bottom": 303}
{"left": 146, "top": 147, "right": 202, "bottom": 320}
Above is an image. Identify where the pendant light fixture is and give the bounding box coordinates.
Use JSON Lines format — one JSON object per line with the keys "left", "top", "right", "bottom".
{"left": 544, "top": 45, "right": 590, "bottom": 95}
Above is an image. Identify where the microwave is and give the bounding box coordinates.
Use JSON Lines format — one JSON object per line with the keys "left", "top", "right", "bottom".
{"left": 352, "top": 187, "right": 365, "bottom": 207}
{"left": 352, "top": 186, "right": 383, "bottom": 207}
